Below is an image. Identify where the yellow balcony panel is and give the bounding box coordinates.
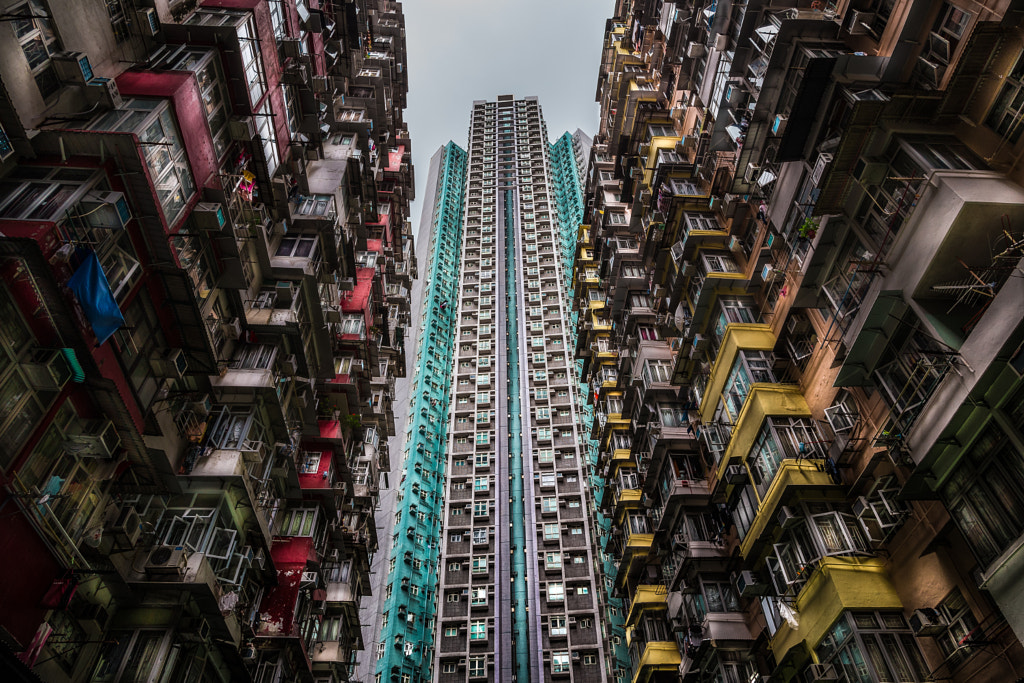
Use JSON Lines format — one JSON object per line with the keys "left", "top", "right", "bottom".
{"left": 714, "top": 384, "right": 811, "bottom": 484}
{"left": 608, "top": 449, "right": 633, "bottom": 475}
{"left": 626, "top": 533, "right": 654, "bottom": 552}
{"left": 614, "top": 489, "right": 643, "bottom": 519}
{"left": 589, "top": 299, "right": 607, "bottom": 311}
{"left": 596, "top": 349, "right": 617, "bottom": 362}
{"left": 630, "top": 641, "right": 682, "bottom": 683}
{"left": 699, "top": 323, "right": 775, "bottom": 422}
{"left": 738, "top": 460, "right": 840, "bottom": 559}
{"left": 770, "top": 557, "right": 901, "bottom": 663}
{"left": 625, "top": 585, "right": 668, "bottom": 627}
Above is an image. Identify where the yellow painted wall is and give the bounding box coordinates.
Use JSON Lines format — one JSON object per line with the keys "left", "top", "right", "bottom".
{"left": 699, "top": 323, "right": 776, "bottom": 421}
{"left": 770, "top": 557, "right": 902, "bottom": 661}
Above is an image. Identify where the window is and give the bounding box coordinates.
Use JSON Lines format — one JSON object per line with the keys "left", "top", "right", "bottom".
{"left": 469, "top": 620, "right": 487, "bottom": 640}
{"left": 446, "top": 594, "right": 459, "bottom": 603}
{"left": 644, "top": 360, "right": 673, "bottom": 385}
{"left": 545, "top": 552, "right": 561, "bottom": 569}
{"left": 448, "top": 562, "right": 461, "bottom": 571}
{"left": 550, "top": 616, "right": 567, "bottom": 636}
{"left": 472, "top": 557, "right": 488, "bottom": 573}
{"left": 548, "top": 583, "right": 565, "bottom": 602}
{"left": 474, "top": 477, "right": 489, "bottom": 492}
{"left": 942, "top": 421, "right": 1024, "bottom": 567}
{"left": 552, "top": 651, "right": 570, "bottom": 674}
{"left": 255, "top": 98, "right": 280, "bottom": 177}
{"left": 237, "top": 15, "right": 267, "bottom": 106}
{"left": 275, "top": 236, "right": 317, "bottom": 258}
{"left": 276, "top": 508, "right": 318, "bottom": 537}
{"left": 340, "top": 314, "right": 365, "bottom": 337}
{"left": 936, "top": 588, "right": 980, "bottom": 668}
{"left": 816, "top": 611, "right": 928, "bottom": 682}
{"left": 544, "top": 523, "right": 560, "bottom": 541}
{"left": 12, "top": 1, "right": 60, "bottom": 98}
{"left": 468, "top": 656, "right": 486, "bottom": 677}
{"left": 541, "top": 497, "right": 558, "bottom": 514}
{"left": 442, "top": 663, "right": 457, "bottom": 673}
{"left": 471, "top": 587, "right": 488, "bottom": 606}
{"left": 986, "top": 52, "right": 1024, "bottom": 140}
{"left": 472, "top": 528, "right": 487, "bottom": 545}
{"left": 583, "top": 654, "right": 596, "bottom": 665}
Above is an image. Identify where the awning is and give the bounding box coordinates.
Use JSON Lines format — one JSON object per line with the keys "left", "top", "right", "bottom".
{"left": 67, "top": 251, "right": 124, "bottom": 345}
{"left": 835, "top": 291, "right": 910, "bottom": 386}
{"left": 757, "top": 170, "right": 777, "bottom": 187}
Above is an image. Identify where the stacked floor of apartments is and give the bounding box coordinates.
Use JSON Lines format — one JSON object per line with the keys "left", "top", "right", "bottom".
{"left": 575, "top": 1, "right": 1024, "bottom": 683}
{"left": 0, "top": 1, "right": 415, "bottom": 682}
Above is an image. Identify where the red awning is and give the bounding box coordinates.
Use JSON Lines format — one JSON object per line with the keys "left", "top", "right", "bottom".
{"left": 386, "top": 145, "right": 405, "bottom": 172}
{"left": 258, "top": 537, "right": 315, "bottom": 636}
{"left": 339, "top": 266, "right": 374, "bottom": 313}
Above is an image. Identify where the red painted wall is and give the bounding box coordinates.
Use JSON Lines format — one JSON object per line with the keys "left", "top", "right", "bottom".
{"left": 116, "top": 71, "right": 220, "bottom": 192}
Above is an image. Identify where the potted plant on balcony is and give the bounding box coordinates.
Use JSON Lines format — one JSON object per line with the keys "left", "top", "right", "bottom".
{"left": 798, "top": 217, "right": 819, "bottom": 240}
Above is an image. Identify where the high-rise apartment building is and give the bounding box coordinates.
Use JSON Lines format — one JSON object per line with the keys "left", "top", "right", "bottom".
{"left": 574, "top": 2, "right": 1024, "bottom": 683}
{"left": 400, "top": 96, "right": 607, "bottom": 683}
{"left": 372, "top": 141, "right": 467, "bottom": 683}
{"left": 0, "top": 1, "right": 415, "bottom": 681}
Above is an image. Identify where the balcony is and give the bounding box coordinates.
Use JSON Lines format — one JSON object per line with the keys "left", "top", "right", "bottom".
{"left": 629, "top": 641, "right": 681, "bottom": 683}
{"left": 769, "top": 557, "right": 900, "bottom": 665}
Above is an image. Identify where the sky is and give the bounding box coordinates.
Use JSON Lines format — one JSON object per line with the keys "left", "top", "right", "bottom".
{"left": 399, "top": 0, "right": 609, "bottom": 225}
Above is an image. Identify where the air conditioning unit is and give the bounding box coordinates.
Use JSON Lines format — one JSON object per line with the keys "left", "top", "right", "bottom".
{"left": 280, "top": 354, "right": 299, "bottom": 377}
{"left": 744, "top": 163, "right": 761, "bottom": 184}
{"left": 692, "top": 334, "right": 708, "bottom": 352}
{"left": 136, "top": 7, "right": 160, "bottom": 35}
{"left": 52, "top": 51, "right": 94, "bottom": 84}
{"left": 77, "top": 603, "right": 110, "bottom": 638}
{"left": 714, "top": 33, "right": 729, "bottom": 51}
{"left": 853, "top": 157, "right": 886, "bottom": 185}
{"left": 847, "top": 10, "right": 874, "bottom": 35}
{"left": 325, "top": 308, "right": 343, "bottom": 324}
{"left": 228, "top": 117, "right": 257, "bottom": 142}
{"left": 909, "top": 608, "right": 947, "bottom": 636}
{"left": 339, "top": 277, "right": 355, "bottom": 291}
{"left": 281, "top": 38, "right": 303, "bottom": 59}
{"left": 787, "top": 314, "right": 810, "bottom": 336}
{"left": 571, "top": 651, "right": 581, "bottom": 661}
{"left": 193, "top": 202, "right": 226, "bottom": 232}
{"left": 804, "top": 663, "right": 839, "bottom": 682}
{"left": 80, "top": 191, "right": 131, "bottom": 229}
{"left": 725, "top": 464, "right": 747, "bottom": 484}
{"left": 728, "top": 236, "right": 742, "bottom": 252}
{"left": 311, "top": 75, "right": 328, "bottom": 93}
{"left": 220, "top": 317, "right": 243, "bottom": 340}
{"left": 680, "top": 260, "right": 697, "bottom": 277}
{"left": 112, "top": 506, "right": 142, "bottom": 548}
{"left": 151, "top": 348, "right": 188, "bottom": 379}
{"left": 145, "top": 545, "right": 189, "bottom": 575}
{"left": 178, "top": 617, "right": 210, "bottom": 642}
{"left": 86, "top": 77, "right": 123, "bottom": 109}
{"left": 458, "top": 658, "right": 467, "bottom": 667}
{"left": 735, "top": 570, "right": 768, "bottom": 597}
{"left": 275, "top": 280, "right": 295, "bottom": 305}
{"left": 301, "top": 571, "right": 318, "bottom": 585}
{"left": 64, "top": 419, "right": 121, "bottom": 459}
{"left": 21, "top": 348, "right": 73, "bottom": 390}
{"left": 191, "top": 394, "right": 212, "bottom": 416}
{"left": 761, "top": 264, "right": 775, "bottom": 282}
{"left": 777, "top": 505, "right": 800, "bottom": 529}
{"left": 811, "top": 152, "right": 834, "bottom": 186}
{"left": 687, "top": 43, "right": 706, "bottom": 59}
{"left": 772, "top": 114, "right": 787, "bottom": 136}
{"left": 568, "top": 617, "right": 577, "bottom": 625}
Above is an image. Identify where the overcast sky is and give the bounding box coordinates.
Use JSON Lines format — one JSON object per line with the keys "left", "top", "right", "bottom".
{"left": 400, "top": 0, "right": 607, "bottom": 222}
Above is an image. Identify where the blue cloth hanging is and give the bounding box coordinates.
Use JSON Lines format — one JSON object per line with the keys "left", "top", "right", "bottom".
{"left": 67, "top": 251, "right": 124, "bottom": 345}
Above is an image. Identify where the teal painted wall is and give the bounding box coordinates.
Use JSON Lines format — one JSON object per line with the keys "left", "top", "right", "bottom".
{"left": 375, "top": 142, "right": 467, "bottom": 683}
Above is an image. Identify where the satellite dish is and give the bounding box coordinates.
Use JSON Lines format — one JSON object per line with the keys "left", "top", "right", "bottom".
{"left": 84, "top": 527, "right": 103, "bottom": 548}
